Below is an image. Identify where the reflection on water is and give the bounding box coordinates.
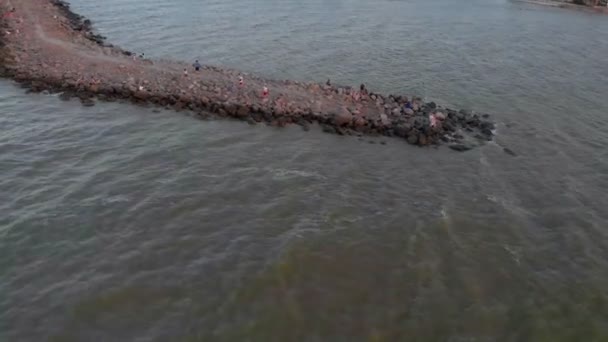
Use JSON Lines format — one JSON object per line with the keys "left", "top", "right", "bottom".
{"left": 2, "top": 0, "right": 608, "bottom": 340}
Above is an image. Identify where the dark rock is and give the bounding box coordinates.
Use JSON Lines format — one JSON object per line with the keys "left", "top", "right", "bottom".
{"left": 407, "top": 132, "right": 419, "bottom": 144}
{"left": 59, "top": 92, "right": 72, "bottom": 101}
{"left": 394, "top": 124, "right": 410, "bottom": 138}
{"left": 335, "top": 127, "right": 347, "bottom": 136}
{"left": 443, "top": 121, "right": 456, "bottom": 132}
{"left": 480, "top": 121, "right": 495, "bottom": 131}
{"left": 459, "top": 109, "right": 471, "bottom": 117}
{"left": 427, "top": 102, "right": 437, "bottom": 109}
{"left": 475, "top": 134, "right": 491, "bottom": 141}
{"left": 418, "top": 134, "right": 428, "bottom": 146}
{"left": 322, "top": 124, "right": 337, "bottom": 134}
{"left": 449, "top": 144, "right": 474, "bottom": 152}
{"left": 481, "top": 128, "right": 493, "bottom": 137}
{"left": 224, "top": 103, "right": 238, "bottom": 116}
{"left": 133, "top": 91, "right": 148, "bottom": 100}
{"left": 80, "top": 98, "right": 95, "bottom": 107}
{"left": 503, "top": 148, "right": 517, "bottom": 156}
{"left": 236, "top": 105, "right": 249, "bottom": 118}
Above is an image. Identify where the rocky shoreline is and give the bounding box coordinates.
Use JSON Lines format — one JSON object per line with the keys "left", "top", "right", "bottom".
{"left": 513, "top": 0, "right": 608, "bottom": 13}
{"left": 0, "top": 0, "right": 496, "bottom": 151}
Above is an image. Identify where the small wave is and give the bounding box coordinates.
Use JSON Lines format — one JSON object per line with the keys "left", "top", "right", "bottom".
{"left": 102, "top": 195, "right": 130, "bottom": 204}
{"left": 267, "top": 168, "right": 326, "bottom": 180}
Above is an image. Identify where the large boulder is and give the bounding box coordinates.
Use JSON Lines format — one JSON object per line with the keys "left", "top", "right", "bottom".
{"left": 418, "top": 134, "right": 428, "bottom": 146}
{"left": 380, "top": 113, "right": 391, "bottom": 126}
{"left": 407, "top": 130, "right": 419, "bottom": 144}
{"left": 353, "top": 117, "right": 367, "bottom": 129}
{"left": 236, "top": 105, "right": 249, "bottom": 118}
{"left": 223, "top": 103, "right": 238, "bottom": 116}
{"left": 333, "top": 108, "right": 353, "bottom": 126}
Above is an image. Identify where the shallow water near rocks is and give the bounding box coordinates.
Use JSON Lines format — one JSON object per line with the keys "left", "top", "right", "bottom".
{"left": 2, "top": 0, "right": 608, "bottom": 340}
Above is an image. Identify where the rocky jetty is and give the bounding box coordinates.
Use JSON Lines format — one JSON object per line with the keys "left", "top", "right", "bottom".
{"left": 0, "top": 0, "right": 495, "bottom": 150}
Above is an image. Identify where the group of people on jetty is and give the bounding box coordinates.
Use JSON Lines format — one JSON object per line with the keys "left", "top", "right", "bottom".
{"left": 181, "top": 57, "right": 377, "bottom": 103}
{"left": 183, "top": 59, "right": 271, "bottom": 98}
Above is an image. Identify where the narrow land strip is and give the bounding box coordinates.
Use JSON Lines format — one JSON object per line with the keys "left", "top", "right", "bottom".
{"left": 0, "top": 0, "right": 495, "bottom": 150}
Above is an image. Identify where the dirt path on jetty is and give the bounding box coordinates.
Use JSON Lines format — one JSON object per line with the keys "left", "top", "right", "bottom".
{"left": 0, "top": 0, "right": 495, "bottom": 149}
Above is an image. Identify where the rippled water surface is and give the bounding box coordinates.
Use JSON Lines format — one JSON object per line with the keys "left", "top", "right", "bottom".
{"left": 2, "top": 0, "right": 608, "bottom": 340}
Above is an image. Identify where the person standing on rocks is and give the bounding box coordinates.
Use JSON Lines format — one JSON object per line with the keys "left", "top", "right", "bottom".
{"left": 183, "top": 68, "right": 189, "bottom": 77}
{"left": 262, "top": 86, "right": 269, "bottom": 98}
{"left": 2, "top": 8, "right": 15, "bottom": 19}
{"left": 360, "top": 84, "right": 368, "bottom": 96}
{"left": 193, "top": 60, "right": 201, "bottom": 71}
{"left": 238, "top": 76, "right": 244, "bottom": 87}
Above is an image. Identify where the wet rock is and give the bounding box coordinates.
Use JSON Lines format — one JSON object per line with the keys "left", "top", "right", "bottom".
{"left": 418, "top": 134, "right": 428, "bottom": 146}
{"left": 223, "top": 103, "right": 237, "bottom": 116}
{"left": 333, "top": 108, "right": 352, "bottom": 126}
{"left": 133, "top": 90, "right": 148, "bottom": 100}
{"left": 480, "top": 121, "right": 495, "bottom": 131}
{"left": 80, "top": 98, "right": 95, "bottom": 107}
{"left": 353, "top": 117, "right": 367, "bottom": 129}
{"left": 393, "top": 124, "right": 410, "bottom": 138}
{"left": 404, "top": 108, "right": 414, "bottom": 116}
{"left": 503, "top": 147, "right": 517, "bottom": 156}
{"left": 443, "top": 121, "right": 456, "bottom": 132}
{"left": 407, "top": 131, "right": 419, "bottom": 144}
{"left": 481, "top": 128, "right": 493, "bottom": 137}
{"left": 427, "top": 101, "right": 437, "bottom": 109}
{"left": 467, "top": 117, "right": 480, "bottom": 127}
{"left": 459, "top": 109, "right": 471, "bottom": 116}
{"left": 475, "top": 134, "right": 491, "bottom": 141}
{"left": 59, "top": 92, "right": 72, "bottom": 101}
{"left": 449, "top": 143, "right": 474, "bottom": 152}
{"left": 322, "top": 124, "right": 337, "bottom": 134}
{"left": 236, "top": 105, "right": 249, "bottom": 118}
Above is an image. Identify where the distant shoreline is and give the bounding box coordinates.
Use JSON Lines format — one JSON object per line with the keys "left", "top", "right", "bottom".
{"left": 513, "top": 0, "right": 608, "bottom": 14}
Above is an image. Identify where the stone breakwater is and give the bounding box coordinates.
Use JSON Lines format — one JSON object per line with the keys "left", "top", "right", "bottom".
{"left": 0, "top": 0, "right": 495, "bottom": 151}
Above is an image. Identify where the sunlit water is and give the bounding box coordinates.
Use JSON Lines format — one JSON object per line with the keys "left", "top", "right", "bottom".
{"left": 1, "top": 0, "right": 608, "bottom": 340}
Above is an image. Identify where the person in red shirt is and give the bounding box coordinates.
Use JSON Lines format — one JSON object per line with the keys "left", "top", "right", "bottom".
{"left": 3, "top": 8, "right": 16, "bottom": 19}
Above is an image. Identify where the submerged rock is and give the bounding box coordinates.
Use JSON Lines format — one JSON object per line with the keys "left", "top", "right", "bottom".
{"left": 449, "top": 143, "right": 474, "bottom": 152}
